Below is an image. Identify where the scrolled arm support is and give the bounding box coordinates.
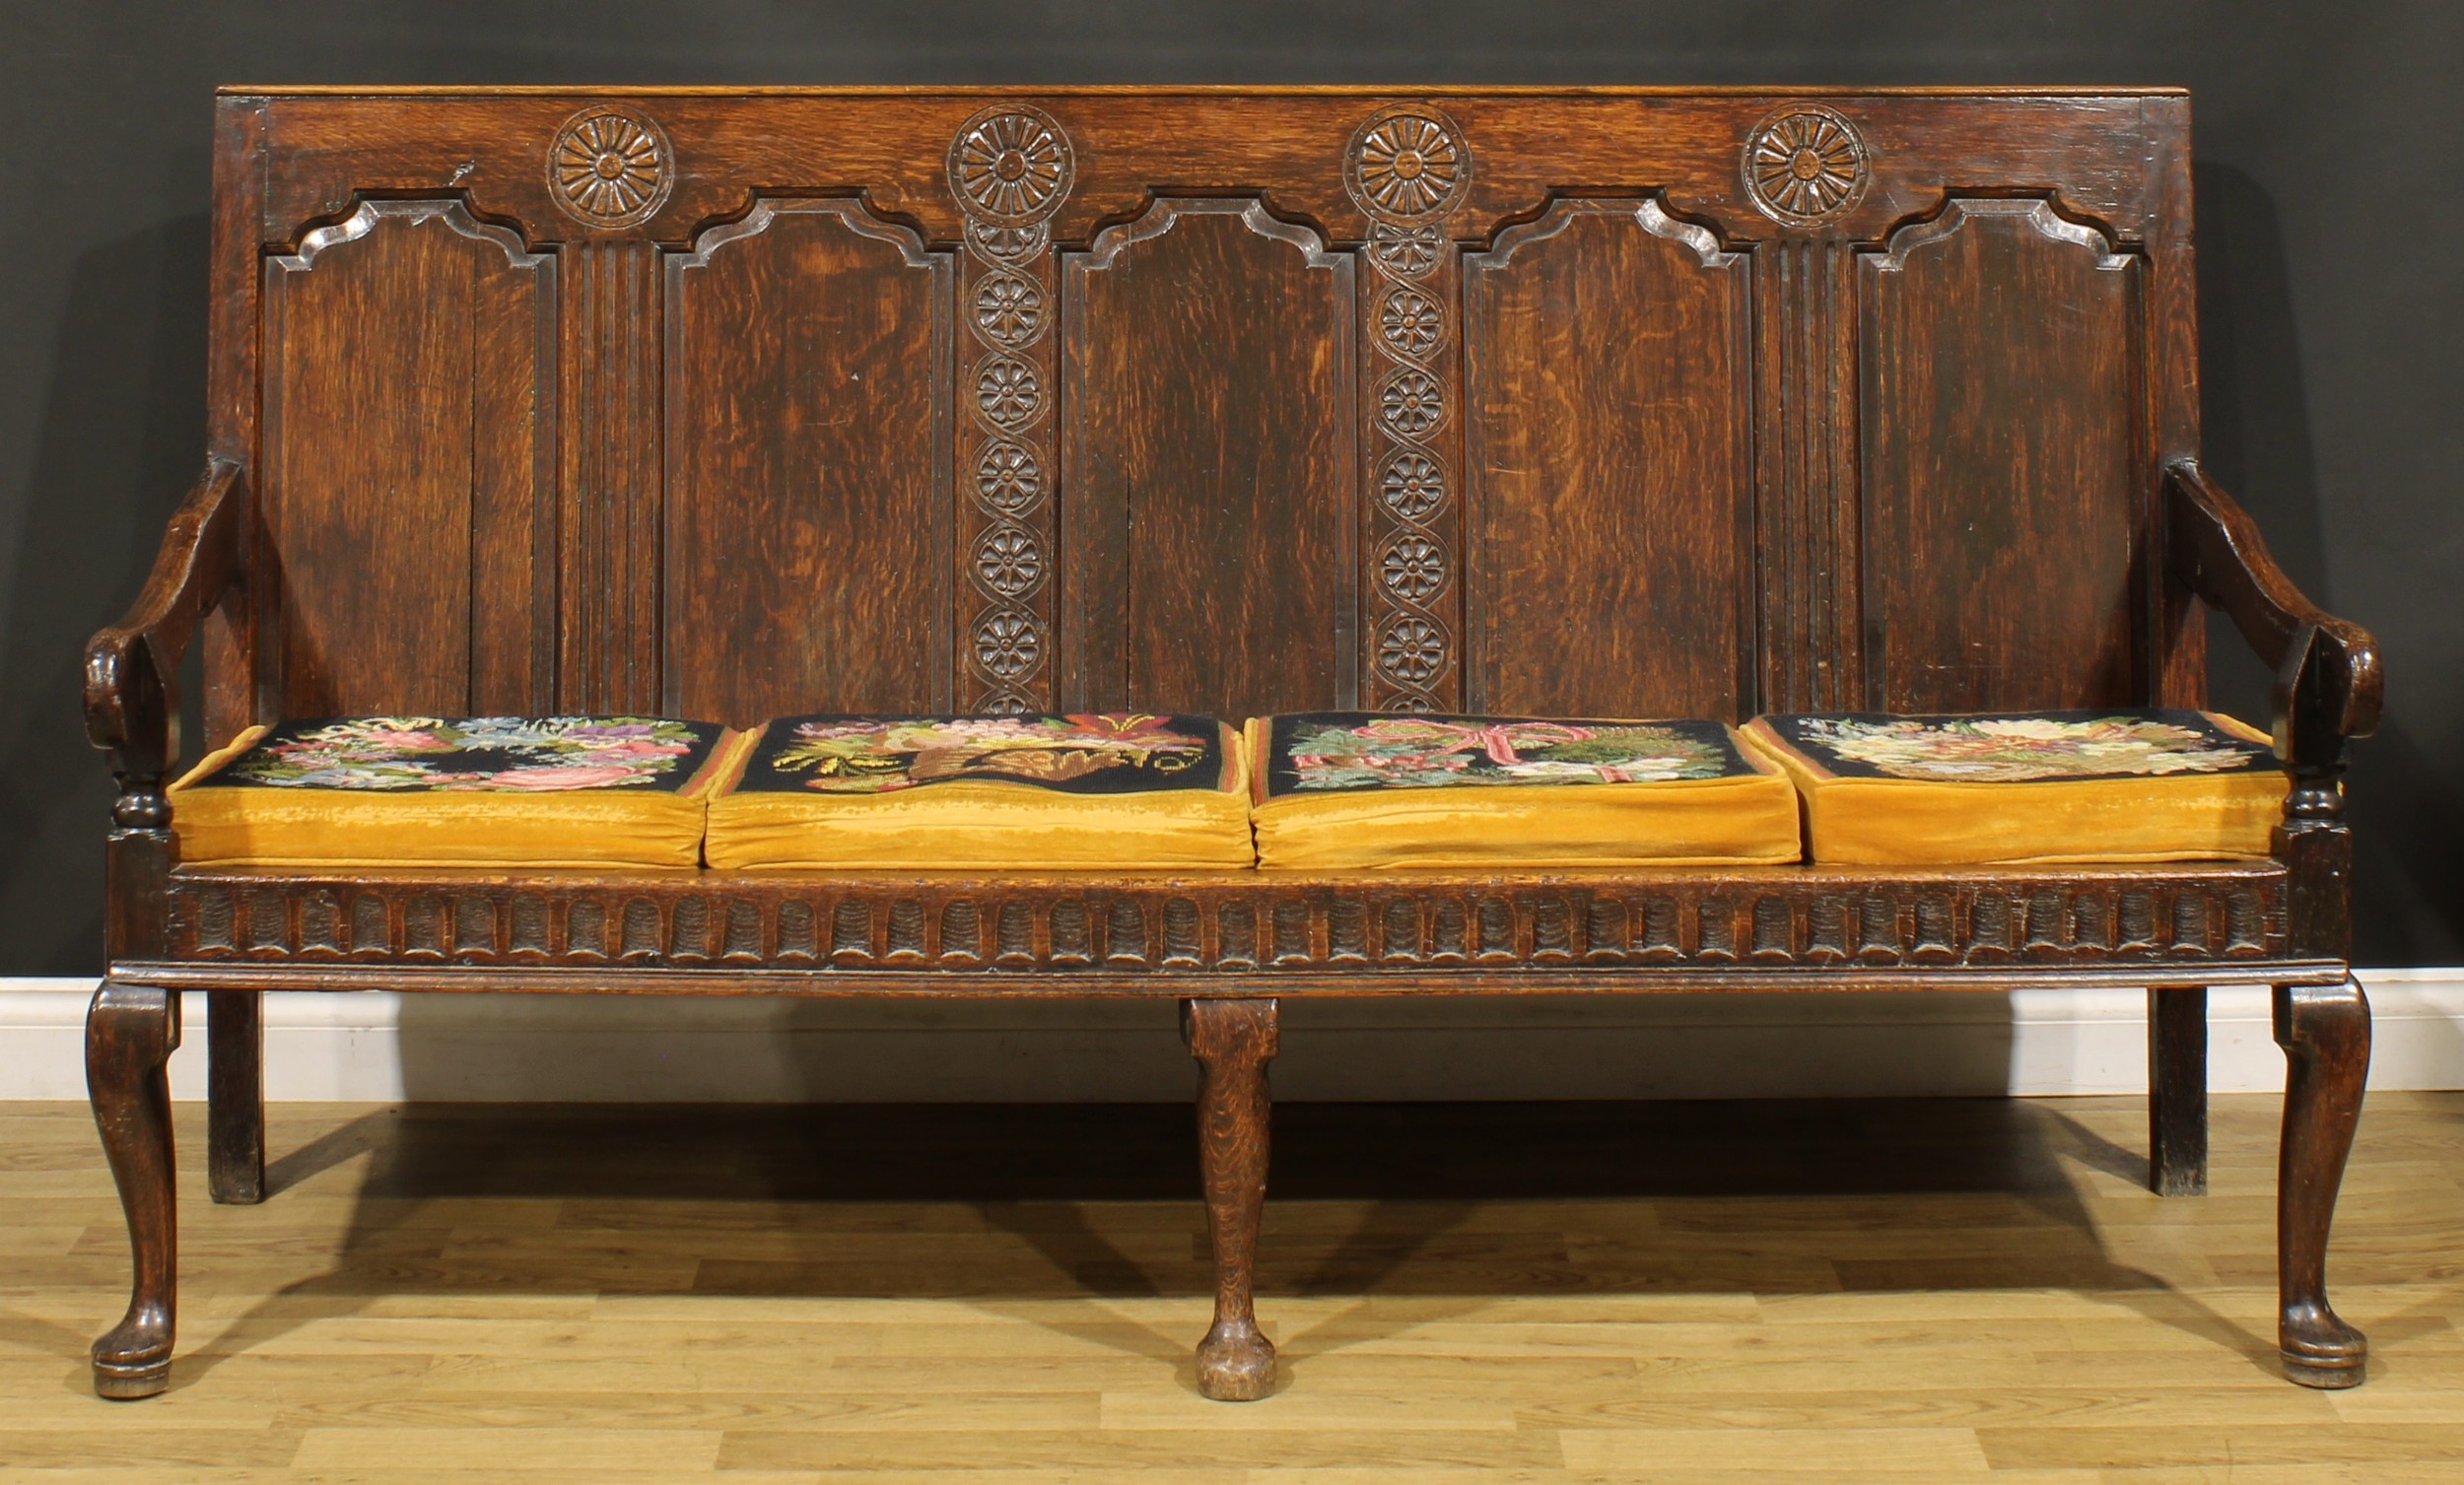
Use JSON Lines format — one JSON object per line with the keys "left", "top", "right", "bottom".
{"left": 83, "top": 459, "right": 246, "bottom": 828}
{"left": 2164, "top": 461, "right": 2381, "bottom": 827}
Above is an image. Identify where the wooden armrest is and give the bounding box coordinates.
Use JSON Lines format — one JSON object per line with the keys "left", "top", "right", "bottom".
{"left": 2164, "top": 461, "right": 2382, "bottom": 767}
{"left": 84, "top": 459, "right": 246, "bottom": 825}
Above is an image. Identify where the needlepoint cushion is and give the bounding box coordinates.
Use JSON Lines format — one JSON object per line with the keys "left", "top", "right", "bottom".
{"left": 1739, "top": 709, "right": 2282, "bottom": 865}
{"left": 1247, "top": 712, "right": 1802, "bottom": 870}
{"left": 169, "top": 716, "right": 732, "bottom": 869}
{"left": 701, "top": 712, "right": 1254, "bottom": 870}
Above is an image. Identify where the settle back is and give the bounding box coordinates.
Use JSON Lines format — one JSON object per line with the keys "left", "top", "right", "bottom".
{"left": 207, "top": 89, "right": 2204, "bottom": 736}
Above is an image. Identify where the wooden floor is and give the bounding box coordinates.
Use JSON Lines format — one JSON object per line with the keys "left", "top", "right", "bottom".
{"left": 3, "top": 1092, "right": 2462, "bottom": 1481}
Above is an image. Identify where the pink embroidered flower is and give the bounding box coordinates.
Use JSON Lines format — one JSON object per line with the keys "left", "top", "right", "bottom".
{"left": 484, "top": 765, "right": 641, "bottom": 790}
{"left": 593, "top": 738, "right": 687, "bottom": 759}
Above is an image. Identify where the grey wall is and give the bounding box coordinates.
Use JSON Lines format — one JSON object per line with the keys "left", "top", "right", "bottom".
{"left": 3, "top": 1, "right": 2457, "bottom": 973}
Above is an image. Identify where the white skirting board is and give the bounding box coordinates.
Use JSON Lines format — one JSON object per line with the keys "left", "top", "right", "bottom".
{"left": 1, "top": 970, "right": 2458, "bottom": 1103}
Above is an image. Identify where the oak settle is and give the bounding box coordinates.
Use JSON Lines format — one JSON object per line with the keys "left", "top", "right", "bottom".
{"left": 81, "top": 88, "right": 2381, "bottom": 1401}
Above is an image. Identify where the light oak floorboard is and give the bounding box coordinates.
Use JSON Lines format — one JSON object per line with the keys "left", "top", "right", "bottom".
{"left": 0, "top": 1093, "right": 2459, "bottom": 1479}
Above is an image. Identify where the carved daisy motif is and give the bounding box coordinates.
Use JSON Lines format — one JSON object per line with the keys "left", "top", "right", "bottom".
{"left": 1379, "top": 534, "right": 1449, "bottom": 603}
{"left": 1349, "top": 110, "right": 1469, "bottom": 221}
{"left": 976, "top": 441, "right": 1044, "bottom": 513}
{"left": 967, "top": 220, "right": 1048, "bottom": 263}
{"left": 1744, "top": 107, "right": 1868, "bottom": 225}
{"left": 1377, "top": 617, "right": 1448, "bottom": 685}
{"left": 975, "top": 526, "right": 1045, "bottom": 598}
{"left": 948, "top": 108, "right": 1074, "bottom": 225}
{"left": 975, "top": 357, "right": 1044, "bottom": 429}
{"left": 1379, "top": 287, "right": 1445, "bottom": 359}
{"left": 548, "top": 108, "right": 671, "bottom": 228}
{"left": 1369, "top": 224, "right": 1446, "bottom": 280}
{"left": 975, "top": 613, "right": 1044, "bottom": 679}
{"left": 1379, "top": 369, "right": 1447, "bottom": 439}
{"left": 974, "top": 272, "right": 1047, "bottom": 349}
{"left": 1378, "top": 450, "right": 1448, "bottom": 520}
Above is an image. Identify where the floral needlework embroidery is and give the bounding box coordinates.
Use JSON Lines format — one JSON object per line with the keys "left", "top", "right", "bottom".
{"left": 215, "top": 717, "right": 717, "bottom": 793}
{"left": 1780, "top": 711, "right": 2273, "bottom": 783}
{"left": 1271, "top": 714, "right": 1746, "bottom": 796}
{"left": 742, "top": 714, "right": 1223, "bottom": 796}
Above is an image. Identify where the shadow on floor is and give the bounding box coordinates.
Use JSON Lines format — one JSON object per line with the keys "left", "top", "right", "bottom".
{"left": 155, "top": 1095, "right": 2278, "bottom": 1393}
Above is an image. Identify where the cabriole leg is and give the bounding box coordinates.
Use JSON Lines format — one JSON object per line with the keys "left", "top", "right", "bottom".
{"left": 88, "top": 984, "right": 180, "bottom": 1399}
{"left": 1182, "top": 996, "right": 1277, "bottom": 1401}
{"left": 2275, "top": 977, "right": 2369, "bottom": 1387}
{"left": 2148, "top": 985, "right": 2209, "bottom": 1195}
{"left": 207, "top": 988, "right": 265, "bottom": 1204}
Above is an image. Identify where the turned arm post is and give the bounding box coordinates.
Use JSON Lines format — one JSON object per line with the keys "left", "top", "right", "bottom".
{"left": 86, "top": 457, "right": 246, "bottom": 846}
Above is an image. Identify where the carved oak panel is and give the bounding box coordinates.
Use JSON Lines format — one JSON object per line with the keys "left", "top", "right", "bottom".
{"left": 1465, "top": 200, "right": 1754, "bottom": 719}
{"left": 1859, "top": 200, "right": 2146, "bottom": 712}
{"left": 1061, "top": 200, "right": 1357, "bottom": 715}
{"left": 259, "top": 201, "right": 556, "bottom": 716}
{"left": 663, "top": 200, "right": 955, "bottom": 724}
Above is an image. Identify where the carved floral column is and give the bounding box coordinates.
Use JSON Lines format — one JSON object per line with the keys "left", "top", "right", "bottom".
{"left": 948, "top": 107, "right": 1074, "bottom": 712}
{"left": 1347, "top": 106, "right": 1472, "bottom": 711}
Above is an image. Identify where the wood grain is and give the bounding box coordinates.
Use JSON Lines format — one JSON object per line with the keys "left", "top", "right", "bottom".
{"left": 663, "top": 200, "right": 954, "bottom": 724}
{"left": 11, "top": 1092, "right": 2464, "bottom": 1474}
{"left": 258, "top": 202, "right": 554, "bottom": 717}
{"left": 1858, "top": 199, "right": 2143, "bottom": 712}
{"left": 1465, "top": 200, "right": 1753, "bottom": 718}
{"left": 1062, "top": 201, "right": 1355, "bottom": 714}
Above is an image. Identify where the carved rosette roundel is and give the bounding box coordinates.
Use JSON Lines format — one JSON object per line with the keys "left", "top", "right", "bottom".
{"left": 1348, "top": 104, "right": 1471, "bottom": 709}
{"left": 947, "top": 106, "right": 1075, "bottom": 226}
{"left": 951, "top": 106, "right": 1075, "bottom": 711}
{"left": 1345, "top": 107, "right": 1472, "bottom": 224}
{"left": 1743, "top": 105, "right": 1869, "bottom": 227}
{"left": 547, "top": 107, "right": 674, "bottom": 228}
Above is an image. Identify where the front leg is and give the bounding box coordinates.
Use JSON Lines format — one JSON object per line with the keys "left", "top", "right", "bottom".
{"left": 2275, "top": 977, "right": 2369, "bottom": 1387}
{"left": 1182, "top": 996, "right": 1277, "bottom": 1400}
{"left": 88, "top": 984, "right": 180, "bottom": 1398}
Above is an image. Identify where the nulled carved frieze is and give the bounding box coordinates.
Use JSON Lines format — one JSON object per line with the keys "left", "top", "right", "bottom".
{"left": 1348, "top": 104, "right": 1471, "bottom": 710}
{"left": 1743, "top": 105, "right": 1868, "bottom": 228}
{"left": 547, "top": 106, "right": 673, "bottom": 229}
{"left": 950, "top": 105, "right": 1075, "bottom": 711}
{"left": 161, "top": 872, "right": 2288, "bottom": 977}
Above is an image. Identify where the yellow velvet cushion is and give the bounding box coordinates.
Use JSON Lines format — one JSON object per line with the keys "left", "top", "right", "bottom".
{"left": 702, "top": 713, "right": 1255, "bottom": 870}
{"left": 169, "top": 716, "right": 733, "bottom": 869}
{"left": 1739, "top": 709, "right": 2284, "bottom": 866}
{"left": 1248, "top": 713, "right": 1803, "bottom": 870}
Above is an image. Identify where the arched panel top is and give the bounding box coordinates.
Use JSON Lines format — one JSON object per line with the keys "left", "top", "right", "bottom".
{"left": 1471, "top": 195, "right": 1744, "bottom": 274}
{"left": 272, "top": 197, "right": 549, "bottom": 272}
{"left": 1867, "top": 196, "right": 2135, "bottom": 274}
{"left": 671, "top": 195, "right": 937, "bottom": 273}
{"left": 1079, "top": 196, "right": 1346, "bottom": 273}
